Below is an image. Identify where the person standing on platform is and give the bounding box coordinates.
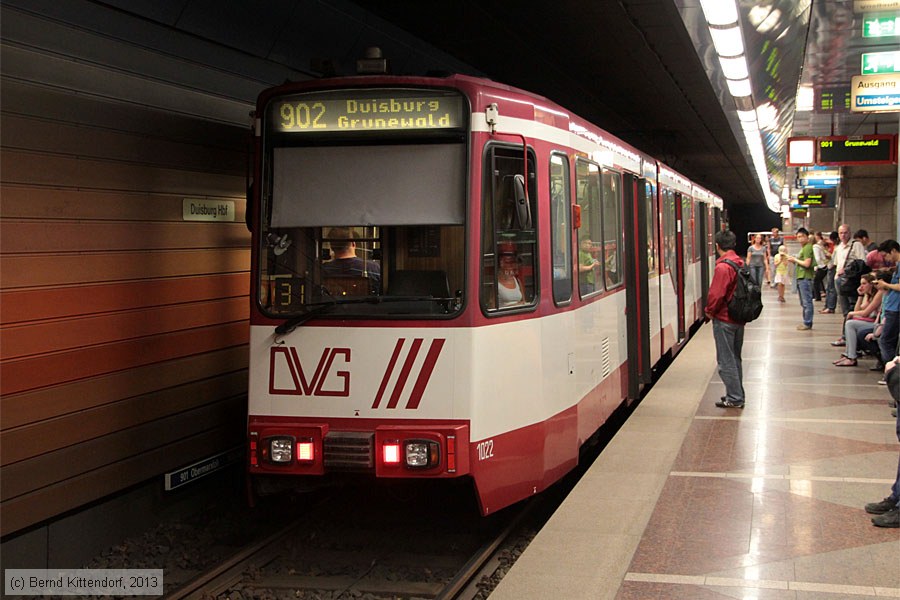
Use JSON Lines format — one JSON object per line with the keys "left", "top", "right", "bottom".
{"left": 812, "top": 231, "right": 830, "bottom": 301}
{"left": 855, "top": 229, "right": 877, "bottom": 253}
{"left": 705, "top": 230, "right": 746, "bottom": 409}
{"left": 767, "top": 227, "right": 784, "bottom": 287}
{"left": 874, "top": 240, "right": 900, "bottom": 367}
{"left": 746, "top": 233, "right": 769, "bottom": 286}
{"left": 821, "top": 230, "right": 839, "bottom": 314}
{"left": 834, "top": 224, "right": 867, "bottom": 317}
{"left": 864, "top": 354, "right": 900, "bottom": 528}
{"left": 786, "top": 227, "right": 816, "bottom": 330}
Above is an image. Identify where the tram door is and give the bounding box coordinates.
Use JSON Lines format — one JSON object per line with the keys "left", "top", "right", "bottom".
{"left": 624, "top": 174, "right": 651, "bottom": 401}
{"left": 699, "top": 202, "right": 710, "bottom": 309}
{"left": 674, "top": 192, "right": 686, "bottom": 342}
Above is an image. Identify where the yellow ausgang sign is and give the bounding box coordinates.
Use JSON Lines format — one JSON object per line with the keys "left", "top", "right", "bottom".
{"left": 851, "top": 74, "right": 900, "bottom": 112}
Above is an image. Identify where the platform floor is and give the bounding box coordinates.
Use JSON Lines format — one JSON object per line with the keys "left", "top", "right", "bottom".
{"left": 490, "top": 283, "right": 900, "bottom": 600}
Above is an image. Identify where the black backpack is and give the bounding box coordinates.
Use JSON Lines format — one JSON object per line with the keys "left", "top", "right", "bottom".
{"left": 839, "top": 258, "right": 871, "bottom": 295}
{"left": 723, "top": 260, "right": 763, "bottom": 323}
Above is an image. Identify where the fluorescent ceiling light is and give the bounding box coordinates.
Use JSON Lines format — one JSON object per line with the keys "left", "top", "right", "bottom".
{"left": 719, "top": 55, "right": 749, "bottom": 79}
{"left": 699, "top": 0, "right": 738, "bottom": 26}
{"left": 795, "top": 84, "right": 814, "bottom": 111}
{"left": 748, "top": 6, "right": 782, "bottom": 33}
{"left": 737, "top": 109, "right": 757, "bottom": 122}
{"left": 726, "top": 77, "right": 753, "bottom": 97}
{"left": 709, "top": 26, "right": 744, "bottom": 57}
{"left": 756, "top": 102, "right": 778, "bottom": 130}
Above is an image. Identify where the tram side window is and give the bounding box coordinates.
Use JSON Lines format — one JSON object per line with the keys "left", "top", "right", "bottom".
{"left": 481, "top": 144, "right": 537, "bottom": 311}
{"left": 663, "top": 188, "right": 677, "bottom": 287}
{"left": 601, "top": 169, "right": 623, "bottom": 288}
{"left": 575, "top": 159, "right": 602, "bottom": 297}
{"left": 645, "top": 181, "right": 657, "bottom": 275}
{"left": 682, "top": 195, "right": 693, "bottom": 263}
{"left": 550, "top": 153, "right": 572, "bottom": 304}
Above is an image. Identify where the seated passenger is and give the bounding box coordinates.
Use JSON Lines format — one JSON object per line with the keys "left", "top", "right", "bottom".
{"left": 497, "top": 243, "right": 526, "bottom": 307}
{"left": 833, "top": 273, "right": 884, "bottom": 367}
{"left": 322, "top": 227, "right": 381, "bottom": 285}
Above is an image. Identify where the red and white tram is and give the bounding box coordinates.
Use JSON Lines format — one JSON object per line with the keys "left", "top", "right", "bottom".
{"left": 245, "top": 67, "right": 723, "bottom": 515}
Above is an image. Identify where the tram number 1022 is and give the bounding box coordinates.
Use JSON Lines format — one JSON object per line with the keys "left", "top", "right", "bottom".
{"left": 476, "top": 439, "right": 494, "bottom": 461}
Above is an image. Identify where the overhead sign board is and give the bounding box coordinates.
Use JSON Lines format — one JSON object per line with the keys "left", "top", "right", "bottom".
{"left": 855, "top": 0, "right": 900, "bottom": 11}
{"left": 796, "top": 190, "right": 836, "bottom": 208}
{"left": 817, "top": 134, "right": 897, "bottom": 165}
{"left": 851, "top": 74, "right": 900, "bottom": 112}
{"left": 863, "top": 15, "right": 900, "bottom": 37}
{"left": 815, "top": 86, "right": 851, "bottom": 113}
{"left": 862, "top": 51, "right": 900, "bottom": 74}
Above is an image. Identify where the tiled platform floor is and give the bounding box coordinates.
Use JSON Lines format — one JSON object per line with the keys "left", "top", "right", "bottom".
{"left": 490, "top": 283, "right": 899, "bottom": 599}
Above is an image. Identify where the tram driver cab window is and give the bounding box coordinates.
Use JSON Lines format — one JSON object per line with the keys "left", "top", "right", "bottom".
{"left": 481, "top": 145, "right": 538, "bottom": 312}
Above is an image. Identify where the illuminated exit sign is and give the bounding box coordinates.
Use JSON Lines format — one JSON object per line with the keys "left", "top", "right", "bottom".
{"left": 863, "top": 15, "right": 900, "bottom": 38}
{"left": 862, "top": 51, "right": 900, "bottom": 74}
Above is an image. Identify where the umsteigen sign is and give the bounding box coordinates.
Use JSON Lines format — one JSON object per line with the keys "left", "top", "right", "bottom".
{"left": 851, "top": 73, "right": 900, "bottom": 112}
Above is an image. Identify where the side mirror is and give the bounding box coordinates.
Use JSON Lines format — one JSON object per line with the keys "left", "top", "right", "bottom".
{"left": 513, "top": 174, "right": 532, "bottom": 229}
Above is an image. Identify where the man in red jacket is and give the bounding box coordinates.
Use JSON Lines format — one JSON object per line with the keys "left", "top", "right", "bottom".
{"left": 705, "top": 230, "right": 746, "bottom": 409}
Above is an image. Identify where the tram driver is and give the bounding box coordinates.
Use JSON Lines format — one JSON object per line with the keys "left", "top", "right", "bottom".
{"left": 322, "top": 227, "right": 381, "bottom": 290}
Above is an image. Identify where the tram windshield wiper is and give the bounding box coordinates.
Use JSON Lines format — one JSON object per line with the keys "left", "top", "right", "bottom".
{"left": 274, "top": 301, "right": 338, "bottom": 336}
{"left": 274, "top": 295, "right": 455, "bottom": 336}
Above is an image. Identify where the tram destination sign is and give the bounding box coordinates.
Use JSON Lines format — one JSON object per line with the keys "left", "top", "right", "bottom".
{"left": 816, "top": 135, "right": 897, "bottom": 165}
{"left": 270, "top": 89, "right": 465, "bottom": 134}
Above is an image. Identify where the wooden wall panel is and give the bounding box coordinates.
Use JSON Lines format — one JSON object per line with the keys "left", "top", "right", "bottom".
{"left": 0, "top": 185, "right": 248, "bottom": 223}
{"left": 1, "top": 298, "right": 248, "bottom": 360}
{"left": 1, "top": 322, "right": 248, "bottom": 396}
{"left": 2, "top": 387, "right": 247, "bottom": 501}
{"left": 1, "top": 113, "right": 246, "bottom": 173}
{"left": 1, "top": 149, "right": 244, "bottom": 197}
{"left": 1, "top": 406, "right": 246, "bottom": 537}
{"left": 1, "top": 372, "right": 248, "bottom": 469}
{"left": 0, "top": 274, "right": 247, "bottom": 324}
{"left": 1, "top": 27, "right": 256, "bottom": 533}
{"left": 1, "top": 346, "right": 248, "bottom": 430}
{"left": 1, "top": 220, "right": 250, "bottom": 253}
{"left": 1, "top": 249, "right": 250, "bottom": 288}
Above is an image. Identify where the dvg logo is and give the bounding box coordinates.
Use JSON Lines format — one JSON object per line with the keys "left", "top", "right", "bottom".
{"left": 269, "top": 346, "right": 350, "bottom": 396}
{"left": 268, "top": 338, "right": 446, "bottom": 408}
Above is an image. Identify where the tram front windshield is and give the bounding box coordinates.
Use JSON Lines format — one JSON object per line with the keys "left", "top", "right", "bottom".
{"left": 257, "top": 88, "right": 468, "bottom": 319}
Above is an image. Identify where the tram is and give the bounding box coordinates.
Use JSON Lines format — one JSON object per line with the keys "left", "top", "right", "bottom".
{"left": 245, "top": 58, "right": 722, "bottom": 514}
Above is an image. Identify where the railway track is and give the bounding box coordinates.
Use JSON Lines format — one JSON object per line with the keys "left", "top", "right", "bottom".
{"left": 166, "top": 486, "right": 538, "bottom": 600}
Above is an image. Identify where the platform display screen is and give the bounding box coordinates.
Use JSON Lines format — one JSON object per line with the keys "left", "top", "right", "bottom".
{"left": 817, "top": 135, "right": 897, "bottom": 165}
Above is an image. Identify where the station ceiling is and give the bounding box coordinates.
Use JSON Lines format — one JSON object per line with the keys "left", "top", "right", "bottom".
{"left": 355, "top": 0, "right": 899, "bottom": 212}
{"left": 89, "top": 0, "right": 900, "bottom": 214}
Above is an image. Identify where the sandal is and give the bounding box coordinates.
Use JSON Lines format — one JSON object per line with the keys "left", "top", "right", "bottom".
{"left": 834, "top": 357, "right": 857, "bottom": 367}
{"left": 819, "top": 308, "right": 834, "bottom": 314}
{"left": 833, "top": 354, "right": 849, "bottom": 364}
{"left": 830, "top": 339, "right": 845, "bottom": 347}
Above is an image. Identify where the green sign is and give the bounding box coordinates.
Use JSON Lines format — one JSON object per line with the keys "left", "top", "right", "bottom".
{"left": 862, "top": 51, "right": 900, "bottom": 74}
{"left": 863, "top": 15, "right": 900, "bottom": 38}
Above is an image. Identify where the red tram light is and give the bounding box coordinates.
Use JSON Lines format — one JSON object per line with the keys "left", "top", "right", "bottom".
{"left": 383, "top": 440, "right": 401, "bottom": 465}
{"left": 447, "top": 435, "right": 456, "bottom": 473}
{"left": 249, "top": 436, "right": 259, "bottom": 467}
{"left": 296, "top": 437, "right": 315, "bottom": 462}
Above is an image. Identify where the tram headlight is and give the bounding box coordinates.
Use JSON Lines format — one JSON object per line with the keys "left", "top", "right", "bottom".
{"left": 268, "top": 437, "right": 294, "bottom": 464}
{"left": 405, "top": 439, "right": 440, "bottom": 469}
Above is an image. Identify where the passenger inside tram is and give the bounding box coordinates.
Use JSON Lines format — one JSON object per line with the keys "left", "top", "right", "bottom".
{"left": 497, "top": 242, "right": 526, "bottom": 307}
